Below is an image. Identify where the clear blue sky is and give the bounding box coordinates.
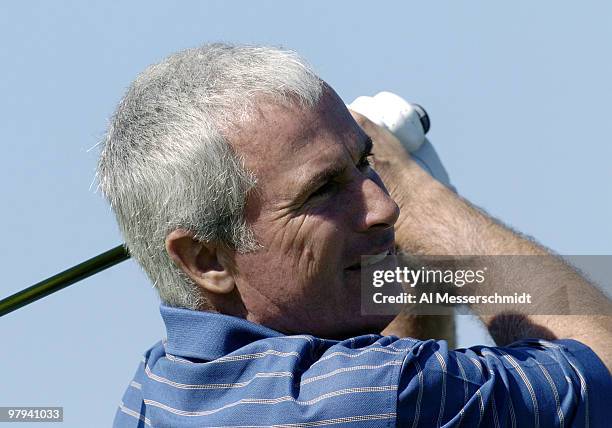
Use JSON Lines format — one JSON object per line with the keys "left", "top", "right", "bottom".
{"left": 2, "top": 1, "right": 611, "bottom": 426}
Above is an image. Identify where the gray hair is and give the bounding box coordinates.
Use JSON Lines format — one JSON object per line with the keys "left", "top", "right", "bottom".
{"left": 96, "top": 43, "right": 324, "bottom": 310}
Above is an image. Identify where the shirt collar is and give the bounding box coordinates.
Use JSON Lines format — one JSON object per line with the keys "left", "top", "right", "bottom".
{"left": 160, "top": 304, "right": 284, "bottom": 361}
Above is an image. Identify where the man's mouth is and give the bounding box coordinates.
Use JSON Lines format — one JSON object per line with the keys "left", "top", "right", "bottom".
{"left": 346, "top": 250, "right": 393, "bottom": 271}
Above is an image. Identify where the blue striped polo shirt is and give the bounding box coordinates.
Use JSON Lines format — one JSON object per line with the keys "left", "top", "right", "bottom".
{"left": 114, "top": 305, "right": 612, "bottom": 427}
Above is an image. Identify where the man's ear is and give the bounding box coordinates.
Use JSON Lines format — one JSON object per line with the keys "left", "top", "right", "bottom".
{"left": 165, "top": 229, "right": 235, "bottom": 294}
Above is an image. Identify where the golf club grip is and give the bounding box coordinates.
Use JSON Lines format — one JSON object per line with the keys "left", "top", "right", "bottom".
{"left": 0, "top": 244, "right": 130, "bottom": 317}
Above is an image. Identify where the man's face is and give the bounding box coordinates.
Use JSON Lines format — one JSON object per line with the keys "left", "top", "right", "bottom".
{"left": 229, "top": 86, "right": 399, "bottom": 338}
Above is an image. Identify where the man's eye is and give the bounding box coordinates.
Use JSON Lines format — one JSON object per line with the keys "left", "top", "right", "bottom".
{"left": 358, "top": 153, "right": 374, "bottom": 170}
{"left": 310, "top": 181, "right": 336, "bottom": 199}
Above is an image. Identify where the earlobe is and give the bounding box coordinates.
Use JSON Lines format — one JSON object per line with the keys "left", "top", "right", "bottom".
{"left": 165, "top": 229, "right": 236, "bottom": 295}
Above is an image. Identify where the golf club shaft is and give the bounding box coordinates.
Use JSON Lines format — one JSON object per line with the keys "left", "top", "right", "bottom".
{"left": 0, "top": 244, "right": 129, "bottom": 317}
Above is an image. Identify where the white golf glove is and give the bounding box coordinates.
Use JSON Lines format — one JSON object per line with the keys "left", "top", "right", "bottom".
{"left": 348, "top": 91, "right": 455, "bottom": 192}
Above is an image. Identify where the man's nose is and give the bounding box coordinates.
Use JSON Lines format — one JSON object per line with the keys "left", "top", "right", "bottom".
{"left": 357, "top": 175, "right": 400, "bottom": 231}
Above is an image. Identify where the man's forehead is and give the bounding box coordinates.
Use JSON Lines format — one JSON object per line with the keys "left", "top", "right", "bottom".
{"left": 231, "top": 91, "right": 365, "bottom": 193}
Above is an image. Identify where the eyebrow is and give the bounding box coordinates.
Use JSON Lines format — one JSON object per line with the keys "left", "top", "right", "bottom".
{"left": 296, "top": 136, "right": 373, "bottom": 199}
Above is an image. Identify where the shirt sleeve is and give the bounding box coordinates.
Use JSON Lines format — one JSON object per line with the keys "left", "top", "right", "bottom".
{"left": 396, "top": 337, "right": 612, "bottom": 427}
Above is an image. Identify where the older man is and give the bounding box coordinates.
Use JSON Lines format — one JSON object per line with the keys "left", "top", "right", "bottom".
{"left": 99, "top": 44, "right": 612, "bottom": 427}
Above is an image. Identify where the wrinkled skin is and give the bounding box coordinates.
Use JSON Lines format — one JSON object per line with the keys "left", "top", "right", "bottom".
{"left": 227, "top": 86, "right": 400, "bottom": 338}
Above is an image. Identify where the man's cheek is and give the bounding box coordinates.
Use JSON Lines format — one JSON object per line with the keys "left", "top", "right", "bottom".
{"left": 291, "top": 221, "right": 320, "bottom": 277}
{"left": 263, "top": 217, "right": 302, "bottom": 255}
{"left": 261, "top": 216, "right": 315, "bottom": 273}
{"left": 298, "top": 221, "right": 343, "bottom": 281}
